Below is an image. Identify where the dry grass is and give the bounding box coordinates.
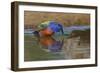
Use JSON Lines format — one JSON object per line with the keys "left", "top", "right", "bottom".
{"left": 24, "top": 11, "right": 90, "bottom": 29}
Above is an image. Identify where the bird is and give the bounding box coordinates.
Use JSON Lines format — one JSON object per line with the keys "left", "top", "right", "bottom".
{"left": 33, "top": 21, "right": 64, "bottom": 37}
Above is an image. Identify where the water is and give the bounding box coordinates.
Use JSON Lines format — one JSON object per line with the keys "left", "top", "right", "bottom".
{"left": 24, "top": 33, "right": 90, "bottom": 61}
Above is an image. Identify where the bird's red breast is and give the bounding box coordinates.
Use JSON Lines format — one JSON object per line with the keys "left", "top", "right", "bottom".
{"left": 39, "top": 28, "right": 54, "bottom": 36}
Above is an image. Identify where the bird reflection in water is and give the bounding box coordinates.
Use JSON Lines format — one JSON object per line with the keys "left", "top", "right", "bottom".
{"left": 38, "top": 36, "right": 64, "bottom": 53}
